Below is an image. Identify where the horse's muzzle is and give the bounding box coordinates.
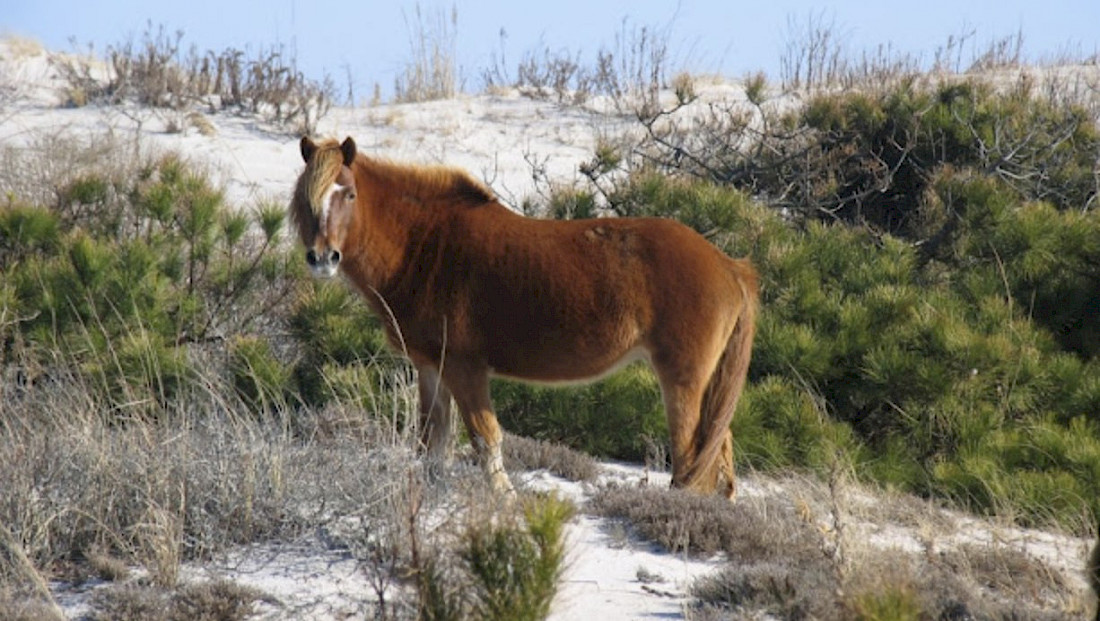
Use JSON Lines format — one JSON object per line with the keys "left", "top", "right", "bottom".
{"left": 306, "top": 248, "right": 341, "bottom": 277}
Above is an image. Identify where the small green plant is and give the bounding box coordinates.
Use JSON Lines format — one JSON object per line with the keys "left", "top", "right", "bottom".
{"left": 417, "top": 494, "right": 575, "bottom": 621}
{"left": 464, "top": 495, "right": 573, "bottom": 621}
{"left": 851, "top": 586, "right": 921, "bottom": 621}
{"left": 0, "top": 202, "right": 60, "bottom": 268}
{"left": 228, "top": 335, "right": 293, "bottom": 412}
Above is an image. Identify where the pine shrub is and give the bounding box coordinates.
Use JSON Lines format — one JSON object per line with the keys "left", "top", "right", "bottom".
{"left": 493, "top": 363, "right": 665, "bottom": 461}
{"left": 418, "top": 494, "right": 574, "bottom": 621}
{"left": 2, "top": 153, "right": 298, "bottom": 416}
{"left": 538, "top": 168, "right": 1100, "bottom": 527}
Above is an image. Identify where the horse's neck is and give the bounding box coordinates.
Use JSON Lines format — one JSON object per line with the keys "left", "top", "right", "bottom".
{"left": 348, "top": 180, "right": 443, "bottom": 289}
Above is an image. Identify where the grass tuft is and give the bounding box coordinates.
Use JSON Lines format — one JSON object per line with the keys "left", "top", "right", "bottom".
{"left": 503, "top": 433, "right": 600, "bottom": 482}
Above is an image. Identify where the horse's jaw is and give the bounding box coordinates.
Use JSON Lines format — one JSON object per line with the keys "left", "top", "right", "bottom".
{"left": 309, "top": 263, "right": 340, "bottom": 279}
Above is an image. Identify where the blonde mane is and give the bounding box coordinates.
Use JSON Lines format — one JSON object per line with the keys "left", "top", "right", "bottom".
{"left": 300, "top": 139, "right": 346, "bottom": 216}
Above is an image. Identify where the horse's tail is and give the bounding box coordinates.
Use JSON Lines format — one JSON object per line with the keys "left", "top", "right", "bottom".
{"left": 684, "top": 259, "right": 758, "bottom": 495}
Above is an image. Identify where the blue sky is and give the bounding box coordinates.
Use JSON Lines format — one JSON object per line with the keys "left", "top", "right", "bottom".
{"left": 6, "top": 1, "right": 1100, "bottom": 100}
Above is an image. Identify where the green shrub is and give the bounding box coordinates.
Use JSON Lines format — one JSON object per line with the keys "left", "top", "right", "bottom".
{"left": 539, "top": 171, "right": 1100, "bottom": 528}
{"left": 228, "top": 336, "right": 293, "bottom": 411}
{"left": 463, "top": 495, "right": 572, "bottom": 621}
{"left": 0, "top": 203, "right": 60, "bottom": 268}
{"left": 287, "top": 279, "right": 395, "bottom": 406}
{"left": 418, "top": 494, "right": 574, "bottom": 621}
{"left": 545, "top": 187, "right": 598, "bottom": 220}
{"left": 288, "top": 280, "right": 388, "bottom": 365}
{"left": 926, "top": 170, "right": 1100, "bottom": 357}
{"left": 493, "top": 363, "right": 665, "bottom": 461}
{"left": 733, "top": 376, "right": 864, "bottom": 472}
{"left": 2, "top": 154, "right": 299, "bottom": 416}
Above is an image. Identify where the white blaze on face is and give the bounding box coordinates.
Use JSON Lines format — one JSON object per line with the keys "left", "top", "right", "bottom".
{"left": 317, "top": 180, "right": 347, "bottom": 234}
{"left": 309, "top": 179, "right": 352, "bottom": 278}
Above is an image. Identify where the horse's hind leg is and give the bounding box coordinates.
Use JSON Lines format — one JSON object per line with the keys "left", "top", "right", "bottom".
{"left": 653, "top": 370, "right": 710, "bottom": 493}
{"left": 417, "top": 366, "right": 454, "bottom": 465}
{"left": 652, "top": 332, "right": 729, "bottom": 495}
{"left": 441, "top": 363, "right": 515, "bottom": 496}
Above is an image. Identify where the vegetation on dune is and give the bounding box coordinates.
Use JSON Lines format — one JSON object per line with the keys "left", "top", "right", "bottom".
{"left": 507, "top": 77, "right": 1100, "bottom": 531}
{"left": 8, "top": 71, "right": 1095, "bottom": 534}
{"left": 49, "top": 23, "right": 333, "bottom": 134}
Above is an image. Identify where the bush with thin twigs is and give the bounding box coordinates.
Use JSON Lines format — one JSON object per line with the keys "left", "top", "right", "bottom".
{"left": 622, "top": 76, "right": 1100, "bottom": 233}
{"left": 482, "top": 19, "right": 671, "bottom": 115}
{"left": 779, "top": 12, "right": 1036, "bottom": 93}
{"left": 49, "top": 23, "right": 333, "bottom": 134}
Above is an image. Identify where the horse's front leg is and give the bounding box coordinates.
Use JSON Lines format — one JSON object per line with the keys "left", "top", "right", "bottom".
{"left": 416, "top": 365, "right": 455, "bottom": 465}
{"left": 442, "top": 363, "right": 515, "bottom": 496}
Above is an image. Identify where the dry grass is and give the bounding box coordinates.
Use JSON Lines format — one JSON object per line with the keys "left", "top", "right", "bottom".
{"left": 0, "top": 354, "right": 575, "bottom": 618}
{"left": 503, "top": 432, "right": 600, "bottom": 482}
{"left": 89, "top": 579, "right": 265, "bottom": 621}
{"left": 589, "top": 484, "right": 821, "bottom": 559}
{"left": 1, "top": 35, "right": 46, "bottom": 59}
{"left": 480, "top": 18, "right": 674, "bottom": 115}
{"left": 0, "top": 128, "right": 135, "bottom": 211}
{"left": 2, "top": 369, "right": 300, "bottom": 578}
{"left": 589, "top": 474, "right": 1084, "bottom": 619}
{"left": 393, "top": 4, "right": 460, "bottom": 103}
{"left": 0, "top": 590, "right": 64, "bottom": 621}
{"left": 0, "top": 354, "right": 442, "bottom": 617}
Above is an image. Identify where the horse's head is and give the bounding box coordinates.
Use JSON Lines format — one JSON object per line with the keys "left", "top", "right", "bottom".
{"left": 292, "top": 136, "right": 359, "bottom": 277}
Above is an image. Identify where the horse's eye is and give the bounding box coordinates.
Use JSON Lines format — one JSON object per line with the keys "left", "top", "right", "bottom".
{"left": 347, "top": 192, "right": 356, "bottom": 200}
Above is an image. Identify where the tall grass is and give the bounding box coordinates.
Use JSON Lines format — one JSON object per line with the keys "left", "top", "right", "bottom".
{"left": 394, "top": 4, "right": 460, "bottom": 103}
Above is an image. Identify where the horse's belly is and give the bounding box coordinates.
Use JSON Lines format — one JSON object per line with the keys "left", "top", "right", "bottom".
{"left": 488, "top": 344, "right": 648, "bottom": 386}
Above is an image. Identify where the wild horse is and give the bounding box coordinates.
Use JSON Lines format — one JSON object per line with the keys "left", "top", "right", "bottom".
{"left": 290, "top": 136, "right": 758, "bottom": 497}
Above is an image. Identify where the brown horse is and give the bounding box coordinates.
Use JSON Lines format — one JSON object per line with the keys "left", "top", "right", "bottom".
{"left": 290, "top": 136, "right": 758, "bottom": 497}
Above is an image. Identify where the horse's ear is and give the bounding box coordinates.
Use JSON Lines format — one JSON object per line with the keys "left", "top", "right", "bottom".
{"left": 340, "top": 137, "right": 357, "bottom": 167}
{"left": 300, "top": 136, "right": 318, "bottom": 163}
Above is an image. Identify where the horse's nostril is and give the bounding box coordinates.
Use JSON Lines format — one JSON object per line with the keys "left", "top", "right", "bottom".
{"left": 331, "top": 250, "right": 341, "bottom": 263}
{"left": 306, "top": 249, "right": 318, "bottom": 265}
